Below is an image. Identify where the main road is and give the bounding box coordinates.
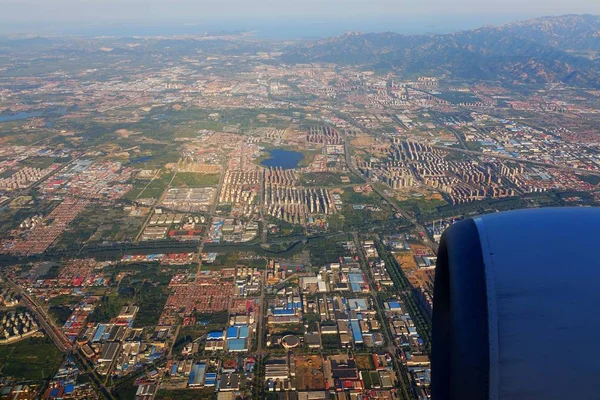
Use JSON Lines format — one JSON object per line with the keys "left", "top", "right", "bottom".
{"left": 150, "top": 159, "right": 228, "bottom": 398}
{"left": 352, "top": 232, "right": 414, "bottom": 400}
{"left": 191, "top": 157, "right": 228, "bottom": 271}
{"left": 134, "top": 170, "right": 178, "bottom": 242}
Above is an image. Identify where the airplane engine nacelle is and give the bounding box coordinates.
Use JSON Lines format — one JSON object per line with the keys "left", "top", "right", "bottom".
{"left": 431, "top": 208, "right": 600, "bottom": 400}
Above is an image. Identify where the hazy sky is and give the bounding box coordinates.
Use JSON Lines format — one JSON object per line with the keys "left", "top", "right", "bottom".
{"left": 1, "top": 0, "right": 599, "bottom": 36}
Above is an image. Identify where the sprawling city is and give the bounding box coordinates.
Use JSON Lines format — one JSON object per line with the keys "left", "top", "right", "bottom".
{"left": 1, "top": 8, "right": 600, "bottom": 400}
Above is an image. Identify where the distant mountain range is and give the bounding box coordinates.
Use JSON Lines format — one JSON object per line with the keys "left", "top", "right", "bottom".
{"left": 281, "top": 14, "right": 600, "bottom": 88}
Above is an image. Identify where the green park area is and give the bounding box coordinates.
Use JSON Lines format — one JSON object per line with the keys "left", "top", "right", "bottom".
{"left": 362, "top": 370, "right": 382, "bottom": 389}
{"left": 171, "top": 172, "right": 220, "bottom": 187}
{"left": 20, "top": 156, "right": 62, "bottom": 169}
{"left": 124, "top": 171, "right": 175, "bottom": 201}
{"left": 395, "top": 195, "right": 448, "bottom": 220}
{"left": 89, "top": 263, "right": 183, "bottom": 327}
{"left": 307, "top": 234, "right": 353, "bottom": 266}
{"left": 300, "top": 172, "right": 363, "bottom": 187}
{"left": 172, "top": 310, "right": 230, "bottom": 354}
{"left": 53, "top": 205, "right": 144, "bottom": 250}
{"left": 48, "top": 294, "right": 82, "bottom": 325}
{"left": 436, "top": 91, "right": 482, "bottom": 104}
{"left": 577, "top": 174, "right": 600, "bottom": 186}
{"left": 330, "top": 188, "right": 397, "bottom": 231}
{"left": 0, "top": 336, "right": 63, "bottom": 381}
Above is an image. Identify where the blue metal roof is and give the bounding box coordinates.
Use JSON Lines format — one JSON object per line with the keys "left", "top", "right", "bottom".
{"left": 189, "top": 363, "right": 206, "bottom": 386}
{"left": 227, "top": 338, "right": 247, "bottom": 351}
{"left": 273, "top": 308, "right": 295, "bottom": 316}
{"left": 238, "top": 326, "right": 249, "bottom": 339}
{"left": 207, "top": 331, "right": 224, "bottom": 340}
{"left": 348, "top": 298, "right": 368, "bottom": 310}
{"left": 388, "top": 301, "right": 401, "bottom": 309}
{"left": 92, "top": 325, "right": 106, "bottom": 342}
{"left": 226, "top": 326, "right": 239, "bottom": 339}
{"left": 350, "top": 320, "right": 363, "bottom": 343}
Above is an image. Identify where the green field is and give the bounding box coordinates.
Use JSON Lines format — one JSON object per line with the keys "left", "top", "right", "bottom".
{"left": 396, "top": 196, "right": 448, "bottom": 219}
{"left": 48, "top": 295, "right": 81, "bottom": 325}
{"left": 0, "top": 336, "right": 63, "bottom": 381}
{"left": 577, "top": 174, "right": 600, "bottom": 186}
{"left": 171, "top": 172, "right": 220, "bottom": 187}
{"left": 362, "top": 370, "right": 382, "bottom": 389}
{"left": 300, "top": 172, "right": 363, "bottom": 187}
{"left": 89, "top": 291, "right": 132, "bottom": 324}
{"left": 174, "top": 310, "right": 230, "bottom": 353}
{"left": 267, "top": 217, "right": 305, "bottom": 237}
{"left": 90, "top": 263, "right": 173, "bottom": 327}
{"left": 307, "top": 234, "right": 353, "bottom": 266}
{"left": 20, "top": 156, "right": 63, "bottom": 169}
{"left": 334, "top": 188, "right": 398, "bottom": 231}
{"left": 436, "top": 91, "right": 482, "bottom": 104}
{"left": 112, "top": 373, "right": 140, "bottom": 400}
{"left": 321, "top": 333, "right": 342, "bottom": 350}
{"left": 53, "top": 205, "right": 144, "bottom": 249}
{"left": 124, "top": 171, "right": 175, "bottom": 201}
{"left": 134, "top": 282, "right": 170, "bottom": 327}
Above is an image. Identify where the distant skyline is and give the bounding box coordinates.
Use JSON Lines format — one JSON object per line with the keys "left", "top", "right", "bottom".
{"left": 1, "top": 0, "right": 599, "bottom": 37}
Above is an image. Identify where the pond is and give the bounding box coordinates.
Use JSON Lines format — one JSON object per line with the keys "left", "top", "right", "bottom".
{"left": 0, "top": 111, "right": 44, "bottom": 122}
{"left": 0, "top": 107, "right": 69, "bottom": 123}
{"left": 261, "top": 149, "right": 304, "bottom": 169}
{"left": 130, "top": 155, "right": 154, "bottom": 164}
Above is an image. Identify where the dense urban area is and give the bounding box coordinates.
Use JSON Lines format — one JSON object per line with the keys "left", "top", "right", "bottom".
{"left": 1, "top": 14, "right": 600, "bottom": 400}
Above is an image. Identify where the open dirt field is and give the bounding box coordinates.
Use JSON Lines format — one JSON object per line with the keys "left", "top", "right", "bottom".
{"left": 295, "top": 355, "right": 326, "bottom": 390}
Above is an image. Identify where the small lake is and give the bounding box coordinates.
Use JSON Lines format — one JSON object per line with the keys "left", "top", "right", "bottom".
{"left": 0, "top": 111, "right": 44, "bottom": 122}
{"left": 0, "top": 108, "right": 69, "bottom": 123}
{"left": 130, "top": 155, "right": 154, "bottom": 164}
{"left": 261, "top": 149, "right": 304, "bottom": 169}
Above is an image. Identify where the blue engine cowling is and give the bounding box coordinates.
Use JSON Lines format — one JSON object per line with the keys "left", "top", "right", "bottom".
{"left": 431, "top": 208, "right": 600, "bottom": 400}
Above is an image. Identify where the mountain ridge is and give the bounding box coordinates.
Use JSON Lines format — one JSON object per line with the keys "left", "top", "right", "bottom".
{"left": 281, "top": 14, "right": 600, "bottom": 88}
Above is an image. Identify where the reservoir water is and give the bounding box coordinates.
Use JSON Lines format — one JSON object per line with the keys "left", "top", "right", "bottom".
{"left": 0, "top": 108, "right": 69, "bottom": 123}
{"left": 261, "top": 149, "right": 304, "bottom": 169}
{"left": 0, "top": 111, "right": 44, "bottom": 122}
